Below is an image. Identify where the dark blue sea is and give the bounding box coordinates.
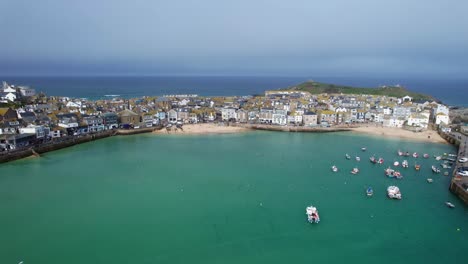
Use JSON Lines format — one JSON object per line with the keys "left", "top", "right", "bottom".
{"left": 1, "top": 76, "right": 466, "bottom": 106}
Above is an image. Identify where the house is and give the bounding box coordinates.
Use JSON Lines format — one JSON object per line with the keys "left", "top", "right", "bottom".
{"left": 272, "top": 110, "right": 287, "bottom": 125}
{"left": 319, "top": 110, "right": 336, "bottom": 125}
{"left": 382, "top": 116, "right": 405, "bottom": 128}
{"left": 56, "top": 113, "right": 79, "bottom": 128}
{"left": 142, "top": 115, "right": 153, "bottom": 127}
{"left": 303, "top": 112, "right": 318, "bottom": 126}
{"left": 82, "top": 115, "right": 105, "bottom": 132}
{"left": 18, "top": 86, "right": 36, "bottom": 97}
{"left": 259, "top": 108, "right": 273, "bottom": 124}
{"left": 435, "top": 113, "right": 449, "bottom": 126}
{"left": 177, "top": 108, "right": 190, "bottom": 123}
{"left": 119, "top": 109, "right": 140, "bottom": 125}
{"left": 19, "top": 125, "right": 47, "bottom": 139}
{"left": 407, "top": 113, "right": 430, "bottom": 128}
{"left": 236, "top": 109, "right": 248, "bottom": 123}
{"left": 167, "top": 109, "right": 178, "bottom": 123}
{"left": 0, "top": 108, "right": 19, "bottom": 122}
{"left": 101, "top": 112, "right": 119, "bottom": 129}
{"left": 18, "top": 111, "right": 37, "bottom": 124}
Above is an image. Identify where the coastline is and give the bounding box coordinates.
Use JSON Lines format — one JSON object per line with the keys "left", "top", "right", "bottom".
{"left": 348, "top": 126, "right": 447, "bottom": 144}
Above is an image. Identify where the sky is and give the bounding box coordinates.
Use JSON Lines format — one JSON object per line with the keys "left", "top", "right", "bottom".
{"left": 1, "top": 0, "right": 468, "bottom": 77}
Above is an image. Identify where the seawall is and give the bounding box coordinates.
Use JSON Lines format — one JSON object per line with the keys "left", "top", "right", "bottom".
{"left": 0, "top": 127, "right": 160, "bottom": 164}
{"left": 232, "top": 123, "right": 351, "bottom": 133}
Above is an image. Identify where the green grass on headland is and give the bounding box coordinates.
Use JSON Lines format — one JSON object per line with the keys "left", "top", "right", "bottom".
{"left": 287, "top": 81, "right": 435, "bottom": 101}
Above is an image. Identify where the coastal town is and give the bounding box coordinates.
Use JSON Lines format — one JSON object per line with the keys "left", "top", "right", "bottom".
{"left": 1, "top": 80, "right": 468, "bottom": 201}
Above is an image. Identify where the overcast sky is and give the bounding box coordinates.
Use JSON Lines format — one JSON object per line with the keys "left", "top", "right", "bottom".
{"left": 1, "top": 0, "right": 467, "bottom": 77}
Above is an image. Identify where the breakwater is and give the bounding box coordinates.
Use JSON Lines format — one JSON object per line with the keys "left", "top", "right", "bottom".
{"left": 231, "top": 123, "right": 352, "bottom": 133}
{"left": 0, "top": 127, "right": 160, "bottom": 164}
{"left": 440, "top": 130, "right": 468, "bottom": 205}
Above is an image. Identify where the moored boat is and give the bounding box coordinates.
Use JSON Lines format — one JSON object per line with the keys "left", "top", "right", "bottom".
{"left": 356, "top": 156, "right": 361, "bottom": 162}
{"left": 413, "top": 152, "right": 419, "bottom": 158}
{"left": 414, "top": 164, "right": 421, "bottom": 171}
{"left": 306, "top": 206, "right": 320, "bottom": 223}
{"left": 366, "top": 187, "right": 373, "bottom": 196}
{"left": 350, "top": 167, "right": 360, "bottom": 174}
{"left": 427, "top": 178, "right": 433, "bottom": 183}
{"left": 378, "top": 157, "right": 384, "bottom": 164}
{"left": 432, "top": 165, "right": 441, "bottom": 173}
{"left": 423, "top": 153, "right": 429, "bottom": 158}
{"left": 402, "top": 160, "right": 409, "bottom": 168}
{"left": 345, "top": 154, "right": 351, "bottom": 160}
{"left": 370, "top": 156, "right": 377, "bottom": 164}
{"left": 361, "top": 147, "right": 367, "bottom": 152}
{"left": 393, "top": 161, "right": 399, "bottom": 167}
{"left": 385, "top": 167, "right": 395, "bottom": 177}
{"left": 331, "top": 165, "right": 338, "bottom": 172}
{"left": 387, "top": 186, "right": 402, "bottom": 200}
{"left": 398, "top": 150, "right": 403, "bottom": 156}
{"left": 445, "top": 202, "right": 455, "bottom": 208}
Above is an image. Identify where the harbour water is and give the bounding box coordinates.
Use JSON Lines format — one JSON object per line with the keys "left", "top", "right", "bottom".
{"left": 0, "top": 131, "right": 467, "bottom": 263}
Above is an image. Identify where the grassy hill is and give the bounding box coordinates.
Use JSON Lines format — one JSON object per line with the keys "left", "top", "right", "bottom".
{"left": 286, "top": 81, "right": 435, "bottom": 101}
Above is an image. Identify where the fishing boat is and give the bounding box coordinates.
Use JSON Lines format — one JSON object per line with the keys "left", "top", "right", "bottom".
{"left": 402, "top": 160, "right": 409, "bottom": 168}
{"left": 397, "top": 150, "right": 403, "bottom": 156}
{"left": 345, "top": 154, "right": 351, "bottom": 160}
{"left": 432, "top": 165, "right": 441, "bottom": 173}
{"left": 366, "top": 187, "right": 373, "bottom": 196}
{"left": 427, "top": 178, "right": 433, "bottom": 183}
{"left": 445, "top": 202, "right": 455, "bottom": 208}
{"left": 414, "top": 164, "right": 421, "bottom": 171}
{"left": 306, "top": 206, "right": 320, "bottom": 223}
{"left": 370, "top": 156, "right": 377, "bottom": 164}
{"left": 393, "top": 161, "right": 400, "bottom": 167}
{"left": 423, "top": 153, "right": 429, "bottom": 158}
{"left": 356, "top": 156, "right": 361, "bottom": 162}
{"left": 387, "top": 186, "right": 402, "bottom": 200}
{"left": 413, "top": 152, "right": 419, "bottom": 158}
{"left": 331, "top": 165, "right": 338, "bottom": 172}
{"left": 350, "top": 167, "right": 360, "bottom": 174}
{"left": 361, "top": 147, "right": 367, "bottom": 152}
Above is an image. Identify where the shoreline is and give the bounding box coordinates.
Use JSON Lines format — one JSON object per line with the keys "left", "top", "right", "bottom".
{"left": 153, "top": 123, "right": 251, "bottom": 135}
{"left": 348, "top": 126, "right": 447, "bottom": 144}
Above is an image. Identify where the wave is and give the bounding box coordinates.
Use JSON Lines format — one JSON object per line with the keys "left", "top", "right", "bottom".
{"left": 104, "top": 94, "right": 120, "bottom": 97}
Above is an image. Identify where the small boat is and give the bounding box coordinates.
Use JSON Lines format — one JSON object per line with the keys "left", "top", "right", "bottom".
{"left": 444, "top": 171, "right": 449, "bottom": 176}
{"left": 387, "top": 186, "right": 402, "bottom": 200}
{"left": 402, "top": 160, "right": 409, "bottom": 168}
{"left": 370, "top": 156, "right": 377, "bottom": 164}
{"left": 404, "top": 151, "right": 410, "bottom": 157}
{"left": 413, "top": 152, "right": 419, "bottom": 158}
{"left": 385, "top": 167, "right": 395, "bottom": 177}
{"left": 394, "top": 171, "right": 403, "bottom": 179}
{"left": 448, "top": 154, "right": 457, "bottom": 157}
{"left": 414, "top": 164, "right": 421, "bottom": 171}
{"left": 393, "top": 161, "right": 400, "bottom": 167}
{"left": 445, "top": 202, "right": 455, "bottom": 208}
{"left": 351, "top": 167, "right": 360, "bottom": 174}
{"left": 361, "top": 147, "right": 367, "bottom": 152}
{"left": 366, "top": 187, "right": 373, "bottom": 196}
{"left": 423, "top": 153, "right": 429, "bottom": 158}
{"left": 435, "top": 155, "right": 442, "bottom": 161}
{"left": 427, "top": 178, "right": 433, "bottom": 183}
{"left": 441, "top": 164, "right": 451, "bottom": 169}
{"left": 378, "top": 157, "right": 384, "bottom": 164}
{"left": 397, "top": 150, "right": 403, "bottom": 156}
{"left": 432, "top": 165, "right": 440, "bottom": 173}
{"left": 356, "top": 156, "right": 361, "bottom": 162}
{"left": 331, "top": 165, "right": 338, "bottom": 172}
{"left": 306, "top": 206, "right": 320, "bottom": 223}
{"left": 345, "top": 154, "right": 351, "bottom": 160}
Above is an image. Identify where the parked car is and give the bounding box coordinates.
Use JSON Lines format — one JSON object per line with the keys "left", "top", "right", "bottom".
{"left": 458, "top": 157, "right": 468, "bottom": 163}
{"left": 457, "top": 171, "right": 468, "bottom": 177}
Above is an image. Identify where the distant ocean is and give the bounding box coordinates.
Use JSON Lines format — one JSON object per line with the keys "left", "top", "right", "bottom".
{"left": 1, "top": 76, "right": 467, "bottom": 106}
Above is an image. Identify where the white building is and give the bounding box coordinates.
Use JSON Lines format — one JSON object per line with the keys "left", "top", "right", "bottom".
{"left": 407, "top": 113, "right": 429, "bottom": 128}
{"left": 383, "top": 116, "right": 405, "bottom": 128}
{"left": 19, "top": 125, "right": 46, "bottom": 139}
{"left": 221, "top": 108, "right": 237, "bottom": 121}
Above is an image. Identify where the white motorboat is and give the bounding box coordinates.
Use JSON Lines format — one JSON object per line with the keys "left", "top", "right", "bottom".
{"left": 387, "top": 186, "right": 402, "bottom": 200}
{"left": 331, "top": 165, "right": 338, "bottom": 172}
{"left": 427, "top": 178, "right": 433, "bottom": 183}
{"left": 306, "top": 206, "right": 320, "bottom": 223}
{"left": 445, "top": 202, "right": 455, "bottom": 208}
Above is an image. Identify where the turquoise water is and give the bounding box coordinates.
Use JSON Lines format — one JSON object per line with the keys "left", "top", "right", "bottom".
{"left": 0, "top": 132, "right": 467, "bottom": 264}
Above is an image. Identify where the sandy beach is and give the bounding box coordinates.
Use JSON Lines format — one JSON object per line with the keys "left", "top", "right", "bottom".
{"left": 349, "top": 126, "right": 447, "bottom": 144}
{"left": 153, "top": 123, "right": 251, "bottom": 135}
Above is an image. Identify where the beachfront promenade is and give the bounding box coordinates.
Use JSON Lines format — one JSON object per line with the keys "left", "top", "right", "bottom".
{"left": 442, "top": 131, "right": 468, "bottom": 204}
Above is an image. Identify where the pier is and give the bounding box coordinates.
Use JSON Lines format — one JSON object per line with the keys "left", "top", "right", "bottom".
{"left": 441, "top": 131, "right": 468, "bottom": 204}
